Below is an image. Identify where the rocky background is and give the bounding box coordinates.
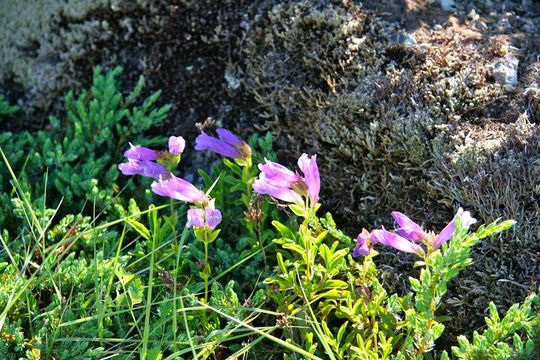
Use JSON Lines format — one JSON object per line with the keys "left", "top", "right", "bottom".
{"left": 1, "top": 0, "right": 539, "bottom": 345}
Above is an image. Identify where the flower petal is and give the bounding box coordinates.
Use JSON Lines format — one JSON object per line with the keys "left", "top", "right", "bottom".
{"left": 253, "top": 177, "right": 302, "bottom": 203}
{"left": 168, "top": 136, "right": 186, "bottom": 155}
{"left": 216, "top": 128, "right": 243, "bottom": 147}
{"left": 124, "top": 143, "right": 160, "bottom": 161}
{"left": 457, "top": 207, "right": 477, "bottom": 229}
{"left": 433, "top": 220, "right": 455, "bottom": 248}
{"left": 187, "top": 208, "right": 205, "bottom": 228}
{"left": 371, "top": 229, "right": 424, "bottom": 255}
{"left": 298, "top": 154, "right": 320, "bottom": 204}
{"left": 353, "top": 229, "right": 371, "bottom": 257}
{"left": 151, "top": 175, "right": 208, "bottom": 204}
{"left": 205, "top": 208, "right": 222, "bottom": 229}
{"left": 118, "top": 159, "right": 170, "bottom": 179}
{"left": 194, "top": 133, "right": 242, "bottom": 158}
{"left": 259, "top": 159, "right": 300, "bottom": 183}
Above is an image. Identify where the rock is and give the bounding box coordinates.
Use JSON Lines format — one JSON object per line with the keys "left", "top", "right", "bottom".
{"left": 390, "top": 32, "right": 417, "bottom": 46}
{"left": 492, "top": 54, "right": 519, "bottom": 91}
{"left": 475, "top": 21, "right": 488, "bottom": 30}
{"left": 439, "top": 0, "right": 456, "bottom": 12}
{"left": 522, "top": 19, "right": 536, "bottom": 33}
{"left": 497, "top": 17, "right": 512, "bottom": 33}
{"left": 467, "top": 9, "right": 479, "bottom": 21}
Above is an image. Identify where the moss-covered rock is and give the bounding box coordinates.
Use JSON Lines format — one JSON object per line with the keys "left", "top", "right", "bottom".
{"left": 0, "top": 0, "right": 256, "bottom": 139}
{"left": 242, "top": 0, "right": 539, "bottom": 339}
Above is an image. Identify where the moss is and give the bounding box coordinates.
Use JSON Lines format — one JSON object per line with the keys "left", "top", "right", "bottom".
{"left": 242, "top": 0, "right": 538, "bottom": 341}
{"left": 0, "top": 0, "right": 257, "bottom": 138}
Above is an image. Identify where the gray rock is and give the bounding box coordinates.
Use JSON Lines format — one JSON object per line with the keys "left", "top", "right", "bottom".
{"left": 390, "top": 32, "right": 417, "bottom": 46}
{"left": 439, "top": 0, "right": 456, "bottom": 12}
{"left": 492, "top": 54, "right": 519, "bottom": 92}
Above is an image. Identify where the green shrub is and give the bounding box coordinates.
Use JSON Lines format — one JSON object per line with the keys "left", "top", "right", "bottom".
{"left": 0, "top": 66, "right": 170, "bottom": 230}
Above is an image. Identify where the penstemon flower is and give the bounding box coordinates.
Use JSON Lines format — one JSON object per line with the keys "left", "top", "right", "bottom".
{"left": 151, "top": 174, "right": 209, "bottom": 205}
{"left": 353, "top": 229, "right": 371, "bottom": 257}
{"left": 195, "top": 128, "right": 250, "bottom": 160}
{"left": 253, "top": 154, "right": 320, "bottom": 205}
{"left": 124, "top": 143, "right": 161, "bottom": 161}
{"left": 370, "top": 229, "right": 425, "bottom": 256}
{"left": 168, "top": 136, "right": 186, "bottom": 155}
{"left": 118, "top": 159, "right": 170, "bottom": 179}
{"left": 118, "top": 136, "right": 186, "bottom": 179}
{"left": 432, "top": 207, "right": 477, "bottom": 248}
{"left": 187, "top": 207, "right": 222, "bottom": 230}
{"left": 353, "top": 207, "right": 477, "bottom": 257}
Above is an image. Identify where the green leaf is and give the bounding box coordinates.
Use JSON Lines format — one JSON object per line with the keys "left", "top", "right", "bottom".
{"left": 125, "top": 218, "right": 150, "bottom": 240}
{"left": 272, "top": 220, "right": 296, "bottom": 240}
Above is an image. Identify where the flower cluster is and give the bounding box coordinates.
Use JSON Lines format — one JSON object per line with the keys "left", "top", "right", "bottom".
{"left": 253, "top": 154, "right": 320, "bottom": 206}
{"left": 118, "top": 136, "right": 185, "bottom": 179}
{"left": 119, "top": 128, "right": 253, "bottom": 231}
{"left": 353, "top": 208, "right": 477, "bottom": 257}
{"left": 119, "top": 134, "right": 219, "bottom": 230}
{"left": 120, "top": 128, "right": 478, "bottom": 265}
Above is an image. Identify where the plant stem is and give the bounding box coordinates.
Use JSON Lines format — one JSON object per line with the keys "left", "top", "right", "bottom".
{"left": 204, "top": 239, "right": 209, "bottom": 303}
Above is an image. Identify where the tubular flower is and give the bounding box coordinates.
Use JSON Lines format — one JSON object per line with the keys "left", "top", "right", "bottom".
{"left": 353, "top": 229, "right": 371, "bottom": 257}
{"left": 432, "top": 207, "right": 477, "bottom": 248}
{"left": 186, "top": 207, "right": 222, "bottom": 230}
{"left": 297, "top": 154, "right": 320, "bottom": 204}
{"left": 151, "top": 174, "right": 209, "bottom": 205}
{"left": 168, "top": 136, "right": 186, "bottom": 155}
{"left": 371, "top": 229, "right": 425, "bottom": 256}
{"left": 391, "top": 211, "right": 429, "bottom": 242}
{"left": 253, "top": 154, "right": 320, "bottom": 205}
{"left": 119, "top": 137, "right": 186, "bottom": 179}
{"left": 124, "top": 143, "right": 160, "bottom": 161}
{"left": 195, "top": 128, "right": 250, "bottom": 160}
{"left": 118, "top": 159, "right": 170, "bottom": 179}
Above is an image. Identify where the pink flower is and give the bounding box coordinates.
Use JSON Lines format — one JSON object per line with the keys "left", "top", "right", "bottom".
{"left": 124, "top": 143, "right": 160, "bottom": 161}
{"left": 391, "top": 211, "right": 429, "bottom": 242}
{"left": 432, "top": 208, "right": 477, "bottom": 248}
{"left": 195, "top": 128, "right": 249, "bottom": 159}
{"left": 151, "top": 175, "right": 208, "bottom": 205}
{"left": 168, "top": 136, "right": 186, "bottom": 155}
{"left": 371, "top": 229, "right": 425, "bottom": 256}
{"left": 353, "top": 229, "right": 371, "bottom": 257}
{"left": 187, "top": 207, "right": 222, "bottom": 230}
{"left": 118, "top": 159, "right": 170, "bottom": 179}
{"left": 253, "top": 154, "right": 320, "bottom": 205}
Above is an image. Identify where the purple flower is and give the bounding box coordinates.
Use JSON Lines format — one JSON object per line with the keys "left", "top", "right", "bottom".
{"left": 124, "top": 143, "right": 160, "bottom": 161}
{"left": 118, "top": 159, "right": 170, "bottom": 179}
{"left": 151, "top": 175, "right": 208, "bottom": 205}
{"left": 194, "top": 128, "right": 248, "bottom": 159}
{"left": 186, "top": 208, "right": 222, "bottom": 230}
{"left": 253, "top": 154, "right": 321, "bottom": 205}
{"left": 298, "top": 154, "right": 320, "bottom": 204}
{"left": 187, "top": 208, "right": 205, "bottom": 228}
{"left": 432, "top": 208, "right": 477, "bottom": 248}
{"left": 353, "top": 229, "right": 371, "bottom": 257}
{"left": 391, "top": 211, "right": 429, "bottom": 242}
{"left": 119, "top": 138, "right": 186, "bottom": 179}
{"left": 205, "top": 208, "right": 222, "bottom": 229}
{"left": 168, "top": 136, "right": 186, "bottom": 155}
{"left": 371, "top": 229, "right": 425, "bottom": 256}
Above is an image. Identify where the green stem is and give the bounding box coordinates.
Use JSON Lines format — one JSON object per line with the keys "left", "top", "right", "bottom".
{"left": 141, "top": 215, "right": 158, "bottom": 359}
{"left": 204, "top": 238, "right": 209, "bottom": 303}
